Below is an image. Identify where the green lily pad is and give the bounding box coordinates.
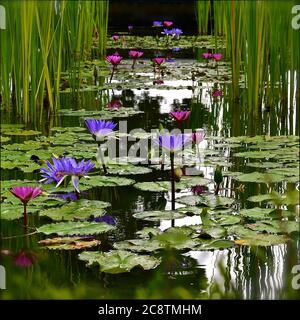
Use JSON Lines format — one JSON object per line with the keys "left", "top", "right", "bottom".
{"left": 78, "top": 250, "right": 161, "bottom": 274}
{"left": 113, "top": 239, "right": 162, "bottom": 252}
{"left": 134, "top": 181, "right": 170, "bottom": 192}
{"left": 234, "top": 234, "right": 289, "bottom": 246}
{"left": 239, "top": 207, "right": 275, "bottom": 220}
{"left": 246, "top": 220, "right": 299, "bottom": 234}
{"left": 246, "top": 162, "right": 282, "bottom": 169}
{"left": 178, "top": 194, "right": 235, "bottom": 208}
{"left": 82, "top": 175, "right": 135, "bottom": 187}
{"left": 177, "top": 176, "right": 212, "bottom": 189}
{"left": 133, "top": 210, "right": 185, "bottom": 221}
{"left": 2, "top": 129, "right": 41, "bottom": 136}
{"left": 235, "top": 172, "right": 284, "bottom": 183}
{"left": 226, "top": 225, "right": 258, "bottom": 238}
{"left": 136, "top": 227, "right": 162, "bottom": 239}
{"left": 107, "top": 164, "right": 152, "bottom": 175}
{"left": 208, "top": 214, "right": 241, "bottom": 226}
{"left": 193, "top": 239, "right": 235, "bottom": 250}
{"left": 37, "top": 221, "right": 115, "bottom": 236}
{"left": 38, "top": 237, "right": 101, "bottom": 250}
{"left": 247, "top": 194, "right": 278, "bottom": 203}
{"left": 39, "top": 199, "right": 110, "bottom": 221}
{"left": 234, "top": 151, "right": 276, "bottom": 159}
{"left": 0, "top": 203, "right": 40, "bottom": 220}
{"left": 0, "top": 136, "right": 11, "bottom": 143}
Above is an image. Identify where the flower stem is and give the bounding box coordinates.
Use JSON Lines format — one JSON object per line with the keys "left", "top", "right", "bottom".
{"left": 23, "top": 203, "right": 27, "bottom": 227}
{"left": 97, "top": 144, "right": 108, "bottom": 175}
{"left": 161, "top": 150, "right": 165, "bottom": 171}
{"left": 131, "top": 59, "right": 136, "bottom": 69}
{"left": 170, "top": 152, "right": 175, "bottom": 227}
{"left": 109, "top": 66, "right": 116, "bottom": 83}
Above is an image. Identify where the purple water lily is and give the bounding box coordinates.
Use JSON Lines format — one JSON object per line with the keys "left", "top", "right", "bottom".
{"left": 50, "top": 192, "right": 81, "bottom": 201}
{"left": 172, "top": 47, "right": 181, "bottom": 53}
{"left": 154, "top": 134, "right": 190, "bottom": 153}
{"left": 93, "top": 215, "right": 117, "bottom": 225}
{"left": 85, "top": 119, "right": 117, "bottom": 138}
{"left": 170, "top": 28, "right": 183, "bottom": 38}
{"left": 40, "top": 157, "right": 94, "bottom": 193}
{"left": 128, "top": 25, "right": 133, "bottom": 31}
{"left": 153, "top": 21, "right": 163, "bottom": 27}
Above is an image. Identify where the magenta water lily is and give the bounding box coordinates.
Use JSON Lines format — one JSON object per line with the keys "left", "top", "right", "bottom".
{"left": 212, "top": 53, "right": 222, "bottom": 60}
{"left": 106, "top": 54, "right": 123, "bottom": 83}
{"left": 169, "top": 111, "right": 191, "bottom": 122}
{"left": 10, "top": 186, "right": 42, "bottom": 227}
{"left": 129, "top": 50, "right": 144, "bottom": 69}
{"left": 107, "top": 100, "right": 122, "bottom": 109}
{"left": 163, "top": 21, "right": 173, "bottom": 27}
{"left": 112, "top": 34, "right": 119, "bottom": 41}
{"left": 14, "top": 250, "right": 37, "bottom": 267}
{"left": 152, "top": 57, "right": 165, "bottom": 66}
{"left": 40, "top": 157, "right": 94, "bottom": 193}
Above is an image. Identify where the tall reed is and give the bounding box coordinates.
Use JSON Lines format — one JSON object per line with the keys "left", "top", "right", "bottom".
{"left": 0, "top": 0, "right": 109, "bottom": 122}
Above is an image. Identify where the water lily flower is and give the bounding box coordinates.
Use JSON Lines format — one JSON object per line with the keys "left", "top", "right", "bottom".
{"left": 129, "top": 50, "right": 144, "bottom": 69}
{"left": 202, "top": 53, "right": 213, "bottom": 59}
{"left": 212, "top": 53, "right": 222, "bottom": 61}
{"left": 40, "top": 157, "right": 94, "bottom": 193}
{"left": 106, "top": 55, "right": 122, "bottom": 66}
{"left": 169, "top": 111, "right": 191, "bottom": 122}
{"left": 107, "top": 100, "right": 122, "bottom": 109}
{"left": 93, "top": 215, "right": 117, "bottom": 225}
{"left": 163, "top": 21, "right": 173, "bottom": 27}
{"left": 162, "top": 28, "right": 173, "bottom": 36}
{"left": 128, "top": 25, "right": 133, "bottom": 31}
{"left": 14, "top": 250, "right": 37, "bottom": 267}
{"left": 154, "top": 134, "right": 190, "bottom": 153}
{"left": 192, "top": 129, "right": 205, "bottom": 144}
{"left": 152, "top": 57, "right": 165, "bottom": 66}
{"left": 106, "top": 55, "right": 123, "bottom": 82}
{"left": 172, "top": 47, "right": 181, "bottom": 52}
{"left": 10, "top": 186, "right": 43, "bottom": 226}
{"left": 170, "top": 28, "right": 183, "bottom": 38}
{"left": 10, "top": 186, "right": 42, "bottom": 205}
{"left": 112, "top": 34, "right": 119, "bottom": 41}
{"left": 212, "top": 90, "right": 222, "bottom": 97}
{"left": 153, "top": 21, "right": 163, "bottom": 27}
{"left": 85, "top": 119, "right": 117, "bottom": 138}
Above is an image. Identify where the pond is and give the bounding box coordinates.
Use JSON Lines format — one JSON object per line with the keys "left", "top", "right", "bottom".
{"left": 0, "top": 2, "right": 299, "bottom": 300}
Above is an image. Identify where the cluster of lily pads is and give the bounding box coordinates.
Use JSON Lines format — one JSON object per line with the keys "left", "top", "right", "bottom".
{"left": 1, "top": 107, "right": 299, "bottom": 274}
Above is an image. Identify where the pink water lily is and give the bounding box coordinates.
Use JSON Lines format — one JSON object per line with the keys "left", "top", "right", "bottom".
{"left": 163, "top": 21, "right": 173, "bottom": 27}
{"left": 107, "top": 100, "right": 122, "bottom": 109}
{"left": 112, "top": 34, "right": 119, "bottom": 41}
{"left": 152, "top": 57, "right": 165, "bottom": 66}
{"left": 192, "top": 129, "right": 205, "bottom": 144}
{"left": 212, "top": 90, "right": 222, "bottom": 97}
{"left": 202, "top": 53, "right": 212, "bottom": 59}
{"left": 169, "top": 111, "right": 191, "bottom": 121}
{"left": 10, "top": 186, "right": 42, "bottom": 205}
{"left": 153, "top": 79, "right": 164, "bottom": 85}
{"left": 212, "top": 53, "right": 222, "bottom": 61}
{"left": 10, "top": 186, "right": 42, "bottom": 226}
{"left": 14, "top": 250, "right": 37, "bottom": 267}
{"left": 106, "top": 55, "right": 122, "bottom": 66}
{"left": 129, "top": 50, "right": 144, "bottom": 59}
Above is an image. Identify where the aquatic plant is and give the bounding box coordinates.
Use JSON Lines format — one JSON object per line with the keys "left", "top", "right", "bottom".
{"left": 128, "top": 25, "right": 133, "bottom": 32}
{"left": 212, "top": 53, "right": 222, "bottom": 60}
{"left": 128, "top": 50, "right": 144, "bottom": 69}
{"left": 10, "top": 186, "right": 43, "bottom": 226}
{"left": 152, "top": 57, "right": 165, "bottom": 66}
{"left": 192, "top": 129, "right": 205, "bottom": 144}
{"left": 93, "top": 215, "right": 117, "bottom": 225}
{"left": 107, "top": 100, "right": 122, "bottom": 109}
{"left": 152, "top": 21, "right": 163, "bottom": 27}
{"left": 40, "top": 157, "right": 94, "bottom": 193}
{"left": 214, "top": 165, "right": 223, "bottom": 195}
{"left": 169, "top": 111, "right": 191, "bottom": 122}
{"left": 112, "top": 34, "right": 119, "bottom": 41}
{"left": 163, "top": 21, "right": 173, "bottom": 27}
{"left": 106, "top": 54, "right": 123, "bottom": 82}
{"left": 85, "top": 119, "right": 117, "bottom": 174}
{"left": 202, "top": 52, "right": 213, "bottom": 59}
{"left": 212, "top": 90, "right": 222, "bottom": 97}
{"left": 154, "top": 134, "right": 190, "bottom": 216}
{"left": 14, "top": 250, "right": 37, "bottom": 267}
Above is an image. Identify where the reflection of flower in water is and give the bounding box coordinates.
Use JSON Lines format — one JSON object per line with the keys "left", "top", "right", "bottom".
{"left": 153, "top": 79, "right": 164, "bottom": 85}
{"left": 107, "top": 100, "right": 122, "bottom": 109}
{"left": 14, "top": 250, "right": 37, "bottom": 267}
{"left": 212, "top": 90, "right": 222, "bottom": 97}
{"left": 191, "top": 185, "right": 207, "bottom": 195}
{"left": 50, "top": 192, "right": 81, "bottom": 201}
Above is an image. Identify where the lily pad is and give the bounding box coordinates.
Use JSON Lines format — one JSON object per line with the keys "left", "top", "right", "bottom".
{"left": 38, "top": 237, "right": 101, "bottom": 250}
{"left": 107, "top": 164, "right": 152, "bottom": 176}
{"left": 247, "top": 194, "right": 278, "bottom": 203}
{"left": 37, "top": 221, "right": 115, "bottom": 236}
{"left": 134, "top": 181, "right": 170, "bottom": 192}
{"left": 39, "top": 199, "right": 110, "bottom": 221}
{"left": 239, "top": 207, "right": 275, "bottom": 220}
{"left": 78, "top": 250, "right": 161, "bottom": 274}
{"left": 246, "top": 220, "right": 299, "bottom": 234}
{"left": 234, "top": 234, "right": 289, "bottom": 246}
{"left": 113, "top": 239, "right": 162, "bottom": 252}
{"left": 133, "top": 210, "right": 185, "bottom": 221}
{"left": 82, "top": 176, "right": 135, "bottom": 187}
{"left": 235, "top": 172, "right": 284, "bottom": 183}
{"left": 0, "top": 203, "right": 40, "bottom": 220}
{"left": 193, "top": 239, "right": 235, "bottom": 250}
{"left": 177, "top": 194, "right": 235, "bottom": 208}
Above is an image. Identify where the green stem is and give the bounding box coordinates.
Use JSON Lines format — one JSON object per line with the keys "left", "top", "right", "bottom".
{"left": 170, "top": 152, "right": 175, "bottom": 227}
{"left": 109, "top": 66, "right": 116, "bottom": 83}
{"left": 23, "top": 203, "right": 27, "bottom": 227}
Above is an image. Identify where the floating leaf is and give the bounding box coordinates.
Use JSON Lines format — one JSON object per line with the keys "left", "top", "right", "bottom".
{"left": 37, "top": 221, "right": 115, "bottom": 236}
{"left": 2, "top": 129, "right": 41, "bottom": 136}
{"left": 38, "top": 237, "right": 101, "bottom": 250}
{"left": 133, "top": 210, "right": 185, "bottom": 221}
{"left": 246, "top": 220, "right": 299, "bottom": 234}
{"left": 234, "top": 151, "right": 276, "bottom": 159}
{"left": 239, "top": 207, "right": 275, "bottom": 220}
{"left": 178, "top": 194, "right": 235, "bottom": 208}
{"left": 234, "top": 234, "right": 289, "bottom": 247}
{"left": 107, "top": 164, "right": 152, "bottom": 176}
{"left": 0, "top": 203, "right": 40, "bottom": 220}
{"left": 193, "top": 239, "right": 235, "bottom": 250}
{"left": 113, "top": 239, "right": 162, "bottom": 252}
{"left": 136, "top": 227, "right": 162, "bottom": 239}
{"left": 234, "top": 172, "right": 284, "bottom": 183}
{"left": 39, "top": 199, "right": 110, "bottom": 221}
{"left": 134, "top": 181, "right": 170, "bottom": 192}
{"left": 247, "top": 194, "right": 278, "bottom": 203}
{"left": 78, "top": 250, "right": 161, "bottom": 274}
{"left": 82, "top": 175, "right": 135, "bottom": 187}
